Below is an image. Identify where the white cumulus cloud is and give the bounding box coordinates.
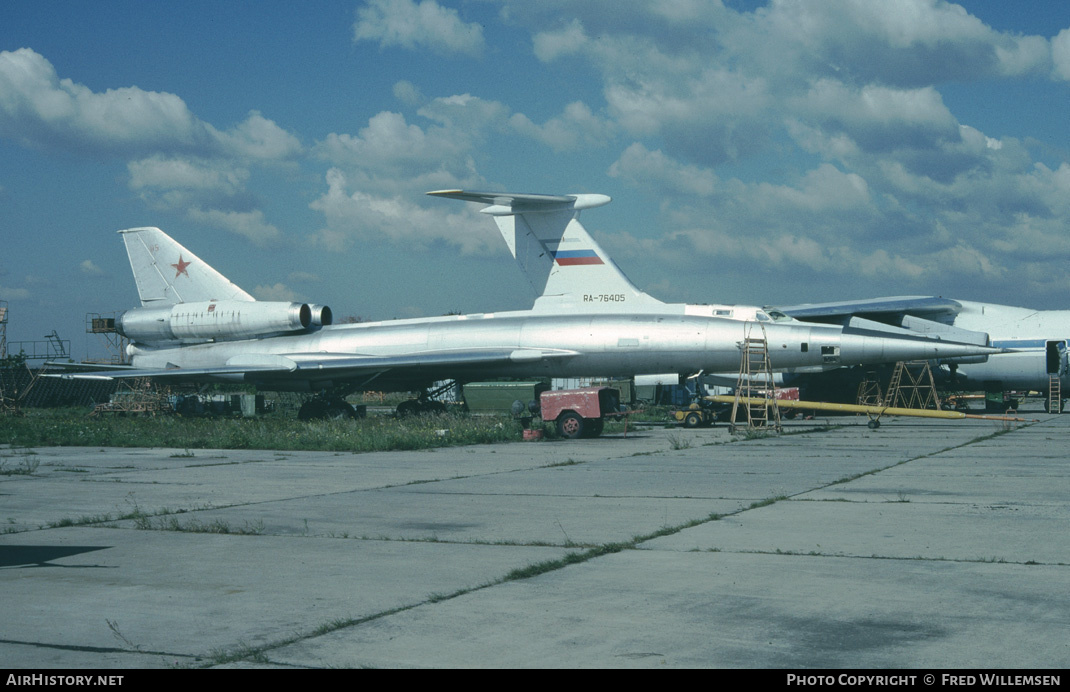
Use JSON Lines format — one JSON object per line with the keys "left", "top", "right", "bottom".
{"left": 310, "top": 168, "right": 497, "bottom": 254}
{"left": 353, "top": 0, "right": 484, "bottom": 56}
{"left": 79, "top": 260, "right": 105, "bottom": 276}
{"left": 186, "top": 208, "right": 282, "bottom": 246}
{"left": 0, "top": 49, "right": 301, "bottom": 161}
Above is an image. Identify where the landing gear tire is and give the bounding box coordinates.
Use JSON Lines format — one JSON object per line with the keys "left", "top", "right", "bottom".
{"left": 396, "top": 399, "right": 421, "bottom": 418}
{"left": 867, "top": 419, "right": 881, "bottom": 429}
{"left": 176, "top": 396, "right": 204, "bottom": 417}
{"left": 298, "top": 399, "right": 327, "bottom": 421}
{"left": 396, "top": 399, "right": 447, "bottom": 417}
{"left": 424, "top": 400, "right": 447, "bottom": 415}
{"left": 299, "top": 398, "right": 355, "bottom": 421}
{"left": 325, "top": 401, "right": 356, "bottom": 420}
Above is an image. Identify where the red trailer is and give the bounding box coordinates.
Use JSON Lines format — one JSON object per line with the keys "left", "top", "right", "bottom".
{"left": 539, "top": 386, "right": 621, "bottom": 439}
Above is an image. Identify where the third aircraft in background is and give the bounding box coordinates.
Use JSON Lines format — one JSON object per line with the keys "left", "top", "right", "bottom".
{"left": 775, "top": 297, "right": 1068, "bottom": 411}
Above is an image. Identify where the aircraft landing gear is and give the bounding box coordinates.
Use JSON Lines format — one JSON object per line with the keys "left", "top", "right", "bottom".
{"left": 298, "top": 395, "right": 360, "bottom": 421}
{"left": 395, "top": 397, "right": 447, "bottom": 417}
{"left": 395, "top": 383, "right": 454, "bottom": 417}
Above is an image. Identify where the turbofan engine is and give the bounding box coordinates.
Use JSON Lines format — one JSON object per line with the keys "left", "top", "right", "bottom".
{"left": 117, "top": 301, "right": 332, "bottom": 343}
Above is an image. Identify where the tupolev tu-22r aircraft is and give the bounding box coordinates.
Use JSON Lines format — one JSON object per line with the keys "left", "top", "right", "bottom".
{"left": 451, "top": 189, "right": 1058, "bottom": 411}
{"left": 58, "top": 191, "right": 1004, "bottom": 419}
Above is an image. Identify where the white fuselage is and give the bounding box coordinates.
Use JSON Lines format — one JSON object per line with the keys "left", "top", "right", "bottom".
{"left": 947, "top": 301, "right": 1070, "bottom": 389}
{"left": 127, "top": 308, "right": 983, "bottom": 393}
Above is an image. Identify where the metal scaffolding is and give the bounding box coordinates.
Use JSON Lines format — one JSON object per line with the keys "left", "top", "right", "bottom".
{"left": 90, "top": 378, "right": 171, "bottom": 417}
{"left": 86, "top": 313, "right": 129, "bottom": 364}
{"left": 856, "top": 372, "right": 883, "bottom": 406}
{"left": 883, "top": 361, "right": 941, "bottom": 410}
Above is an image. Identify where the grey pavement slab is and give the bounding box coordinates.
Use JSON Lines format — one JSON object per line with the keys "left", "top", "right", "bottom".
{"left": 2, "top": 410, "right": 1067, "bottom": 668}
{"left": 269, "top": 550, "right": 1068, "bottom": 669}
{"left": 132, "top": 488, "right": 729, "bottom": 546}
{"left": 0, "top": 527, "right": 576, "bottom": 669}
{"left": 643, "top": 497, "right": 1070, "bottom": 563}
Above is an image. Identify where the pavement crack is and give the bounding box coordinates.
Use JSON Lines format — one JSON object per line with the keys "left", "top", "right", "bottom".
{"left": 0, "top": 636, "right": 192, "bottom": 659}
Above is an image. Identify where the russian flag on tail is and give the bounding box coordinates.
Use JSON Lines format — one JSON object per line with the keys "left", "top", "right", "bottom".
{"left": 552, "top": 249, "right": 604, "bottom": 266}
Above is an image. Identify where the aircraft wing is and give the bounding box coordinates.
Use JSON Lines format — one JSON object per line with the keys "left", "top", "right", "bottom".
{"left": 48, "top": 347, "right": 581, "bottom": 386}
{"left": 43, "top": 361, "right": 139, "bottom": 373}
{"left": 49, "top": 364, "right": 289, "bottom": 381}
{"left": 778, "top": 296, "right": 990, "bottom": 350}
{"left": 778, "top": 296, "right": 963, "bottom": 322}
{"left": 285, "top": 347, "right": 580, "bottom": 381}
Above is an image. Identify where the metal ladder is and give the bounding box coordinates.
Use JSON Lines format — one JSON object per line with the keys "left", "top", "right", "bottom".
{"left": 1048, "top": 374, "right": 1062, "bottom": 413}
{"left": 729, "top": 323, "right": 782, "bottom": 433}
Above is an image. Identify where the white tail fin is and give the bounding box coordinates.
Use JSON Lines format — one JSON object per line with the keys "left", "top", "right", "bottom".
{"left": 118, "top": 227, "right": 254, "bottom": 306}
{"left": 428, "top": 190, "right": 664, "bottom": 313}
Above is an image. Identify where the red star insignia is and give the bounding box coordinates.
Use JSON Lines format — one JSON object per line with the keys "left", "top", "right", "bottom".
{"left": 171, "top": 255, "right": 191, "bottom": 278}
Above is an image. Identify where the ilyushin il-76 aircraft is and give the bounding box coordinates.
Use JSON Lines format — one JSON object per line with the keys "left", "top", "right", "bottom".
{"left": 59, "top": 191, "right": 1004, "bottom": 419}
{"left": 775, "top": 296, "right": 1069, "bottom": 411}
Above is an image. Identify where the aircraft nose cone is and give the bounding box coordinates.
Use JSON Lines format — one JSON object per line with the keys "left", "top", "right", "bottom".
{"left": 838, "top": 330, "right": 998, "bottom": 365}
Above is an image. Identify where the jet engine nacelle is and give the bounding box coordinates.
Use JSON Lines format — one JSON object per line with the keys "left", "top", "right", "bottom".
{"left": 307, "top": 304, "right": 333, "bottom": 327}
{"left": 117, "top": 301, "right": 325, "bottom": 343}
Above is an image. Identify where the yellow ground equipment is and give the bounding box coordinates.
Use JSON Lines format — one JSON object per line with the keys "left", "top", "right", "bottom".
{"left": 707, "top": 395, "right": 1034, "bottom": 429}
{"left": 672, "top": 402, "right": 716, "bottom": 428}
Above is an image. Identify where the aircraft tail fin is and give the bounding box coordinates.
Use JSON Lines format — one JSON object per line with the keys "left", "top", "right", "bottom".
{"left": 118, "top": 227, "right": 254, "bottom": 306}
{"left": 428, "top": 190, "right": 664, "bottom": 312}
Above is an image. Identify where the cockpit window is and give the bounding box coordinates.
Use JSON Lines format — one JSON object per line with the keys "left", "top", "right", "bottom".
{"left": 766, "top": 310, "right": 791, "bottom": 322}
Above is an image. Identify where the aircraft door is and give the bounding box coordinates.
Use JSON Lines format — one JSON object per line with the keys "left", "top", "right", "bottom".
{"left": 1047, "top": 340, "right": 1069, "bottom": 383}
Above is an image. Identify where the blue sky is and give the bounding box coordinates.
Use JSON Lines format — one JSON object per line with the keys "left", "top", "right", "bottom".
{"left": 2, "top": 0, "right": 1069, "bottom": 360}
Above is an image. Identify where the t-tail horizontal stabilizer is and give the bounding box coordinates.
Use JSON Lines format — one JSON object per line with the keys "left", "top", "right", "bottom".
{"left": 428, "top": 190, "right": 665, "bottom": 313}
{"left": 119, "top": 227, "right": 254, "bottom": 307}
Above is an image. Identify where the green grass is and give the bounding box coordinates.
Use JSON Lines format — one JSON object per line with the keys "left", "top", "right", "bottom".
{"left": 0, "top": 455, "right": 40, "bottom": 476}
{"left": 665, "top": 432, "right": 692, "bottom": 450}
{"left": 0, "top": 407, "right": 525, "bottom": 453}
{"left": 134, "top": 515, "right": 266, "bottom": 535}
